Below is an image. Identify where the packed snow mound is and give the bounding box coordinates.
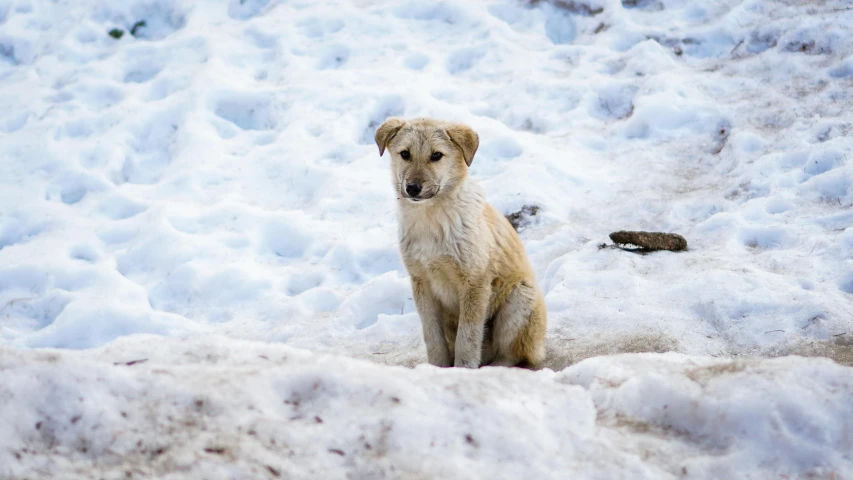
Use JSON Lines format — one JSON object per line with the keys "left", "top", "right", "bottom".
{"left": 1, "top": 336, "right": 851, "bottom": 479}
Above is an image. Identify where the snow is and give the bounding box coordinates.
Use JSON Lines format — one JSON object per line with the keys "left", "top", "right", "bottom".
{"left": 1, "top": 0, "right": 852, "bottom": 477}
{"left": 2, "top": 336, "right": 852, "bottom": 479}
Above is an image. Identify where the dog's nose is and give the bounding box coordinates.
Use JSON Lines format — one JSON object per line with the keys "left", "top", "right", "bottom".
{"left": 405, "top": 183, "right": 422, "bottom": 197}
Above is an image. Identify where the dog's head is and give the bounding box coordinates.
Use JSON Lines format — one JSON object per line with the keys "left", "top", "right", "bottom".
{"left": 375, "top": 117, "right": 479, "bottom": 204}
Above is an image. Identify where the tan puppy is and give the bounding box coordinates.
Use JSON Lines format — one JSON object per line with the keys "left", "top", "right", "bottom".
{"left": 375, "top": 117, "right": 547, "bottom": 368}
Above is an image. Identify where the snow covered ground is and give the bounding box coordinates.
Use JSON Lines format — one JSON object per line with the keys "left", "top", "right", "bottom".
{"left": 1, "top": 0, "right": 852, "bottom": 477}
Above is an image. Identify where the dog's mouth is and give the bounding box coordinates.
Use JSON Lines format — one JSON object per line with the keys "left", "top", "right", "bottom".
{"left": 401, "top": 186, "right": 440, "bottom": 203}
{"left": 406, "top": 194, "right": 433, "bottom": 203}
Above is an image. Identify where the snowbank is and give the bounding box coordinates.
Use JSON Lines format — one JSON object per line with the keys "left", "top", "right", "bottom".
{"left": 1, "top": 336, "right": 851, "bottom": 479}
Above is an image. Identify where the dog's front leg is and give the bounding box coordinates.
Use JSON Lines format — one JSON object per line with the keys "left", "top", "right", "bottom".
{"left": 412, "top": 277, "right": 452, "bottom": 367}
{"left": 455, "top": 284, "right": 489, "bottom": 368}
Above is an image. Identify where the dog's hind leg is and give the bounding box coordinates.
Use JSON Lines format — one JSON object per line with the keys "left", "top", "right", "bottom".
{"left": 442, "top": 307, "right": 458, "bottom": 365}
{"left": 491, "top": 282, "right": 546, "bottom": 368}
{"left": 479, "top": 314, "right": 498, "bottom": 367}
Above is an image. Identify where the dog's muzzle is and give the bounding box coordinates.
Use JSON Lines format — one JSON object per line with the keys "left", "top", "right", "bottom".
{"left": 402, "top": 183, "right": 439, "bottom": 202}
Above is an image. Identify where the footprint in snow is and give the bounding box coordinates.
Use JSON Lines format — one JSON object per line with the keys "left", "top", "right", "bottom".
{"left": 227, "top": 0, "right": 271, "bottom": 20}
{"left": 622, "top": 0, "right": 664, "bottom": 11}
{"left": 124, "top": 62, "right": 164, "bottom": 84}
{"left": 829, "top": 58, "right": 853, "bottom": 79}
{"left": 70, "top": 244, "right": 100, "bottom": 263}
{"left": 590, "top": 84, "right": 636, "bottom": 120}
{"left": 120, "top": 45, "right": 167, "bottom": 83}
{"left": 287, "top": 269, "right": 326, "bottom": 296}
{"left": 120, "top": 110, "right": 182, "bottom": 184}
{"left": 316, "top": 44, "right": 350, "bottom": 70}
{"left": 0, "top": 277, "right": 71, "bottom": 330}
{"left": 481, "top": 137, "right": 524, "bottom": 160}
{"left": 0, "top": 215, "right": 46, "bottom": 251}
{"left": 213, "top": 92, "right": 279, "bottom": 136}
{"left": 44, "top": 174, "right": 92, "bottom": 205}
{"left": 145, "top": 75, "right": 192, "bottom": 102}
{"left": 298, "top": 287, "right": 342, "bottom": 314}
{"left": 738, "top": 226, "right": 792, "bottom": 250}
{"left": 839, "top": 274, "right": 853, "bottom": 295}
{"left": 544, "top": 12, "right": 577, "bottom": 45}
{"left": 446, "top": 46, "right": 485, "bottom": 74}
{"left": 803, "top": 150, "right": 842, "bottom": 177}
{"left": 97, "top": 195, "right": 148, "bottom": 220}
{"left": 404, "top": 53, "right": 430, "bottom": 71}
{"left": 746, "top": 29, "right": 779, "bottom": 54}
{"left": 260, "top": 218, "right": 312, "bottom": 260}
{"left": 0, "top": 111, "right": 29, "bottom": 133}
{"left": 245, "top": 27, "right": 279, "bottom": 50}
{"left": 298, "top": 17, "right": 344, "bottom": 39}
{"left": 0, "top": 35, "right": 34, "bottom": 65}
{"left": 76, "top": 83, "right": 125, "bottom": 110}
{"left": 359, "top": 95, "right": 405, "bottom": 145}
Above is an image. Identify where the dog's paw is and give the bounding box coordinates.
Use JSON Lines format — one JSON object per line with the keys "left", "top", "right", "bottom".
{"left": 453, "top": 358, "right": 480, "bottom": 369}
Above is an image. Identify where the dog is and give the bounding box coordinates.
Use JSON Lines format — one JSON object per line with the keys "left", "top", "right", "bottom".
{"left": 375, "top": 117, "right": 547, "bottom": 368}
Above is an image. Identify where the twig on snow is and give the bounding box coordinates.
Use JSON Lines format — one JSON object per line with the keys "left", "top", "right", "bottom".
{"left": 113, "top": 359, "right": 148, "bottom": 366}
{"left": 730, "top": 39, "right": 744, "bottom": 54}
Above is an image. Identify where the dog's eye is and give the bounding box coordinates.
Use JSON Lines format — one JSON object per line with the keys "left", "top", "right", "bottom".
{"left": 400, "top": 150, "right": 411, "bottom": 160}
{"left": 430, "top": 152, "right": 443, "bottom": 162}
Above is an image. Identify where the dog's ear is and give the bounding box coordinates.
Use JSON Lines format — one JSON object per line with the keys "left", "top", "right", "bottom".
{"left": 445, "top": 123, "right": 479, "bottom": 167}
{"left": 375, "top": 118, "right": 406, "bottom": 156}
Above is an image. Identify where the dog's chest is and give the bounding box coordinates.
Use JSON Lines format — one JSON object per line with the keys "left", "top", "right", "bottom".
{"left": 399, "top": 213, "right": 469, "bottom": 308}
{"left": 399, "top": 213, "right": 465, "bottom": 265}
{"left": 402, "top": 232, "right": 457, "bottom": 266}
